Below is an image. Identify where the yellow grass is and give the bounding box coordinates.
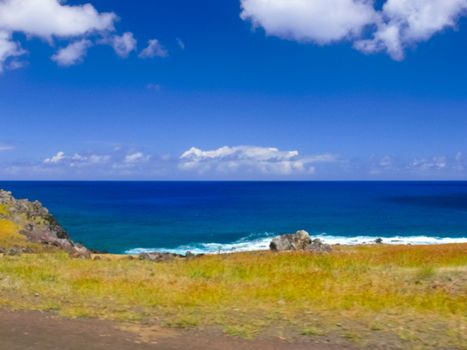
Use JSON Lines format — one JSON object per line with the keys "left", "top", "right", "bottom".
{"left": 0, "top": 204, "right": 9, "bottom": 217}
{"left": 0, "top": 241, "right": 466, "bottom": 348}
{"left": 0, "top": 219, "right": 27, "bottom": 247}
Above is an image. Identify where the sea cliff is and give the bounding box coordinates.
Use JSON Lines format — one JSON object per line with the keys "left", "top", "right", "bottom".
{"left": 0, "top": 190, "right": 90, "bottom": 257}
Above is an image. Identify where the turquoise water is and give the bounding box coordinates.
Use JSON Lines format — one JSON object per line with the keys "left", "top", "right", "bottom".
{"left": 1, "top": 181, "right": 467, "bottom": 254}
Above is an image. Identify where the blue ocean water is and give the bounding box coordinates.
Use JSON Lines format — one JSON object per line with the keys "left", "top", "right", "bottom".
{"left": 1, "top": 181, "right": 467, "bottom": 254}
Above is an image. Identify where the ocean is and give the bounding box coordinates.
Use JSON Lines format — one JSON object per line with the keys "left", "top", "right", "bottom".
{"left": 1, "top": 181, "right": 467, "bottom": 254}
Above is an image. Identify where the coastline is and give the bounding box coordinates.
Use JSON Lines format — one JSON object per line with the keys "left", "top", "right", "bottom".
{"left": 3, "top": 181, "right": 467, "bottom": 255}
{"left": 1, "top": 189, "right": 467, "bottom": 349}
{"left": 125, "top": 234, "right": 467, "bottom": 255}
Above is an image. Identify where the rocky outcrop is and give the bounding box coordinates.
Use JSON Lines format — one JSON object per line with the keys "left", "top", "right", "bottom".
{"left": 270, "top": 230, "right": 332, "bottom": 253}
{"left": 137, "top": 251, "right": 201, "bottom": 263}
{"left": 0, "top": 190, "right": 91, "bottom": 258}
{"left": 0, "top": 247, "right": 34, "bottom": 256}
{"left": 138, "top": 252, "right": 181, "bottom": 262}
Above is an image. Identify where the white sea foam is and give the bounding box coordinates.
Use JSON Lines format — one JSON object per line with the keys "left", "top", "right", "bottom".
{"left": 125, "top": 233, "right": 467, "bottom": 255}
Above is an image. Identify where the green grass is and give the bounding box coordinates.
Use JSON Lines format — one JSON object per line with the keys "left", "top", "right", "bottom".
{"left": 0, "top": 220, "right": 466, "bottom": 348}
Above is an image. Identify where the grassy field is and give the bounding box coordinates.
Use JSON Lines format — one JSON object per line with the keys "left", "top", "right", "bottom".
{"left": 0, "top": 220, "right": 466, "bottom": 348}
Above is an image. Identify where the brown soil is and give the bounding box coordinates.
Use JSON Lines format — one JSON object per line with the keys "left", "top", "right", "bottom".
{"left": 0, "top": 309, "right": 353, "bottom": 350}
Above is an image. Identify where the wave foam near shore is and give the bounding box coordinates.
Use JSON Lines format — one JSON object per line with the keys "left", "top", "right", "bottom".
{"left": 125, "top": 233, "right": 467, "bottom": 255}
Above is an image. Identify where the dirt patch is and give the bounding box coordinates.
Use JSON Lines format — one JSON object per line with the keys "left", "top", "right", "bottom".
{"left": 0, "top": 309, "right": 351, "bottom": 350}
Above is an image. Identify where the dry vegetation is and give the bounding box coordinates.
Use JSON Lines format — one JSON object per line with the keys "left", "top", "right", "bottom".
{"left": 0, "top": 218, "right": 25, "bottom": 248}
{"left": 0, "top": 221, "right": 466, "bottom": 348}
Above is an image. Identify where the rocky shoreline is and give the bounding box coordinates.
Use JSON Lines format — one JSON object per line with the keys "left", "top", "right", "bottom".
{"left": 0, "top": 190, "right": 91, "bottom": 258}
{"left": 0, "top": 189, "right": 373, "bottom": 261}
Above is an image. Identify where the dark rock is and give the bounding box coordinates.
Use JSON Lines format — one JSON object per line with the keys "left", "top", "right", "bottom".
{"left": 375, "top": 238, "right": 384, "bottom": 244}
{"left": 0, "top": 246, "right": 35, "bottom": 256}
{"left": 308, "top": 238, "right": 332, "bottom": 253}
{"left": 138, "top": 252, "right": 182, "bottom": 263}
{"left": 270, "top": 230, "right": 311, "bottom": 251}
{"left": 7, "top": 247, "right": 22, "bottom": 256}
{"left": 69, "top": 244, "right": 92, "bottom": 259}
{"left": 270, "top": 230, "right": 332, "bottom": 253}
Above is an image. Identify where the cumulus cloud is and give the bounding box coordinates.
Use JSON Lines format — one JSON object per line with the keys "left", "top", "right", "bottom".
{"left": 41, "top": 150, "right": 156, "bottom": 172}
{"left": 124, "top": 152, "right": 150, "bottom": 163}
{"left": 109, "top": 32, "right": 137, "bottom": 57}
{"left": 356, "top": 0, "right": 467, "bottom": 60}
{"left": 43, "top": 151, "right": 113, "bottom": 167}
{"left": 20, "top": 149, "right": 167, "bottom": 179}
{"left": 0, "top": 0, "right": 116, "bottom": 40}
{"left": 43, "top": 151, "right": 66, "bottom": 164}
{"left": 241, "top": 0, "right": 467, "bottom": 60}
{"left": 179, "top": 145, "right": 337, "bottom": 176}
{"left": 3, "top": 148, "right": 467, "bottom": 180}
{"left": 51, "top": 39, "right": 92, "bottom": 66}
{"left": 0, "top": 0, "right": 115, "bottom": 69}
{"left": 241, "top": 0, "right": 376, "bottom": 44}
{"left": 139, "top": 39, "right": 168, "bottom": 58}
{"left": 0, "top": 0, "right": 162, "bottom": 71}
{"left": 409, "top": 156, "right": 448, "bottom": 171}
{"left": 0, "top": 30, "right": 25, "bottom": 71}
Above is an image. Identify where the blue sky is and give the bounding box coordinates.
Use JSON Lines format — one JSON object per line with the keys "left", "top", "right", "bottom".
{"left": 0, "top": 0, "right": 467, "bottom": 180}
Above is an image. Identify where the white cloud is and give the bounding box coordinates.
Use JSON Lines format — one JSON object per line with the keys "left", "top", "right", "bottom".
{"left": 110, "top": 32, "right": 137, "bottom": 58}
{"left": 240, "top": 0, "right": 377, "bottom": 44}
{"left": 124, "top": 152, "right": 150, "bottom": 163}
{"left": 42, "top": 150, "right": 155, "bottom": 173}
{"left": 6, "top": 58, "right": 26, "bottom": 70}
{"left": 4, "top": 148, "right": 467, "bottom": 180}
{"left": 0, "top": 30, "right": 25, "bottom": 71}
{"left": 0, "top": 0, "right": 159, "bottom": 70}
{"left": 43, "top": 151, "right": 112, "bottom": 166}
{"left": 51, "top": 39, "right": 92, "bottom": 66}
{"left": 241, "top": 0, "right": 467, "bottom": 60}
{"left": 44, "top": 151, "right": 66, "bottom": 164}
{"left": 176, "top": 37, "right": 185, "bottom": 50}
{"left": 409, "top": 156, "right": 448, "bottom": 171}
{"left": 368, "top": 154, "right": 397, "bottom": 175}
{"left": 179, "top": 145, "right": 336, "bottom": 176}
{"left": 0, "top": 143, "right": 14, "bottom": 151}
{"left": 139, "top": 39, "right": 168, "bottom": 58}
{"left": 0, "top": 0, "right": 116, "bottom": 40}
{"left": 356, "top": 0, "right": 467, "bottom": 60}
{"left": 70, "top": 153, "right": 110, "bottom": 166}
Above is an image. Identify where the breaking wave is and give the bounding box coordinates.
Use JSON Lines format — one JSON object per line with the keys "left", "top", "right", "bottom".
{"left": 125, "top": 232, "right": 467, "bottom": 255}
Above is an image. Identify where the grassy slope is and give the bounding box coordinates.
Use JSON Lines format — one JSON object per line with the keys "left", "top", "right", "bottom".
{"left": 0, "top": 220, "right": 466, "bottom": 348}
{"left": 0, "top": 206, "right": 28, "bottom": 248}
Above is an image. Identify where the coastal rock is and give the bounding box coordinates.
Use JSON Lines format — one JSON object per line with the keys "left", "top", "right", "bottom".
{"left": 0, "top": 189, "right": 91, "bottom": 257}
{"left": 138, "top": 252, "right": 181, "bottom": 262}
{"left": 137, "top": 251, "right": 202, "bottom": 262}
{"left": 270, "top": 230, "right": 332, "bottom": 253}
{"left": 0, "top": 247, "right": 35, "bottom": 256}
